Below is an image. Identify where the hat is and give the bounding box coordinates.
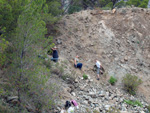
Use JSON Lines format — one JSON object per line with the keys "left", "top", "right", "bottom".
{"left": 54, "top": 46, "right": 57, "bottom": 48}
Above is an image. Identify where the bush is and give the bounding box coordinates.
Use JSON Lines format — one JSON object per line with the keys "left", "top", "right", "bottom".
{"left": 52, "top": 63, "right": 64, "bottom": 77}
{"left": 83, "top": 74, "right": 88, "bottom": 80}
{"left": 109, "top": 76, "right": 117, "bottom": 85}
{"left": 101, "top": 7, "right": 111, "bottom": 10}
{"left": 61, "top": 73, "right": 74, "bottom": 81}
{"left": 0, "top": 38, "right": 9, "bottom": 68}
{"left": 68, "top": 5, "right": 82, "bottom": 14}
{"left": 114, "top": 0, "right": 126, "bottom": 8}
{"left": 42, "top": 59, "right": 52, "bottom": 68}
{"left": 106, "top": 2, "right": 113, "bottom": 9}
{"left": 124, "top": 100, "right": 143, "bottom": 107}
{"left": 122, "top": 74, "right": 142, "bottom": 95}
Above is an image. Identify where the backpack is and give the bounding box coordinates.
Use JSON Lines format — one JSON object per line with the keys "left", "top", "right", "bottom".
{"left": 65, "top": 101, "right": 71, "bottom": 109}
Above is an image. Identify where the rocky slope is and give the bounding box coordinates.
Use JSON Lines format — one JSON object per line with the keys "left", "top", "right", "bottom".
{"left": 49, "top": 7, "right": 150, "bottom": 113}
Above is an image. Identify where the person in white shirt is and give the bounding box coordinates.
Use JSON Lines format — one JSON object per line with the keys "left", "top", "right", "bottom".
{"left": 67, "top": 106, "right": 74, "bottom": 113}
{"left": 95, "top": 60, "right": 104, "bottom": 80}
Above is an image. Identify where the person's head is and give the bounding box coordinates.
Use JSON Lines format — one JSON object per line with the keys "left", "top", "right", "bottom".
{"left": 54, "top": 46, "right": 57, "bottom": 49}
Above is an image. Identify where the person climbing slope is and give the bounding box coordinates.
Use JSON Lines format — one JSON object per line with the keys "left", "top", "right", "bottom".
{"left": 74, "top": 55, "right": 83, "bottom": 70}
{"left": 51, "top": 46, "right": 59, "bottom": 62}
{"left": 60, "top": 101, "right": 71, "bottom": 113}
{"left": 71, "top": 100, "right": 79, "bottom": 109}
{"left": 95, "top": 60, "right": 104, "bottom": 80}
{"left": 67, "top": 101, "right": 75, "bottom": 113}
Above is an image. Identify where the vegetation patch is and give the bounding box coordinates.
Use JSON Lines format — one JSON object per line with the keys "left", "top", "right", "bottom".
{"left": 122, "top": 74, "right": 142, "bottom": 95}
{"left": 124, "top": 100, "right": 143, "bottom": 107}
{"left": 109, "top": 76, "right": 117, "bottom": 85}
{"left": 83, "top": 74, "right": 88, "bottom": 80}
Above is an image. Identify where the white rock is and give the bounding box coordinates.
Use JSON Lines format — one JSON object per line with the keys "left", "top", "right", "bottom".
{"left": 71, "top": 92, "right": 76, "bottom": 96}
{"left": 105, "top": 105, "right": 111, "bottom": 110}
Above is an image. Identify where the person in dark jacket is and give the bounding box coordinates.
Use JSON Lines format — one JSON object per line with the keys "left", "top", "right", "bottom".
{"left": 51, "top": 46, "right": 59, "bottom": 62}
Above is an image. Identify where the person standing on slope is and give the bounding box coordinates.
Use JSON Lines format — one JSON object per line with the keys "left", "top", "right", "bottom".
{"left": 95, "top": 60, "right": 104, "bottom": 80}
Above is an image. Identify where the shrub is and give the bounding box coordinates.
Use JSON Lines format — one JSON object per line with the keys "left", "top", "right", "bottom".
{"left": 114, "top": 0, "right": 126, "bottom": 8}
{"left": 0, "top": 38, "right": 9, "bottom": 68}
{"left": 52, "top": 63, "right": 64, "bottom": 77}
{"left": 83, "top": 74, "right": 88, "bottom": 80}
{"left": 122, "top": 74, "right": 142, "bottom": 95}
{"left": 61, "top": 73, "right": 71, "bottom": 81}
{"left": 68, "top": 5, "right": 82, "bottom": 14}
{"left": 42, "top": 59, "right": 52, "bottom": 68}
{"left": 124, "top": 100, "right": 143, "bottom": 107}
{"left": 106, "top": 2, "right": 113, "bottom": 9}
{"left": 0, "top": 100, "right": 22, "bottom": 113}
{"left": 109, "top": 76, "right": 117, "bottom": 85}
{"left": 101, "top": 7, "right": 111, "bottom": 10}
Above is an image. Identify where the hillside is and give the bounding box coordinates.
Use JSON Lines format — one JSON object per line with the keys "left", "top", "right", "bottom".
{"left": 49, "top": 7, "right": 150, "bottom": 112}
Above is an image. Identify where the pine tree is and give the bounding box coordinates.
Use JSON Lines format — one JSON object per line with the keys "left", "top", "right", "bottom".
{"left": 8, "top": 0, "right": 56, "bottom": 111}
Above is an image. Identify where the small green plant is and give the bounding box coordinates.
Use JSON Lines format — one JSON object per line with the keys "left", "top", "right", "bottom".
{"left": 137, "top": 41, "right": 140, "bottom": 44}
{"left": 108, "top": 107, "right": 120, "bottom": 113}
{"left": 124, "top": 100, "right": 143, "bottom": 107}
{"left": 122, "top": 74, "right": 142, "bottom": 95}
{"left": 93, "top": 109, "right": 99, "bottom": 113}
{"left": 85, "top": 108, "right": 91, "bottom": 113}
{"left": 83, "top": 74, "right": 88, "bottom": 80}
{"left": 109, "top": 76, "right": 117, "bottom": 85}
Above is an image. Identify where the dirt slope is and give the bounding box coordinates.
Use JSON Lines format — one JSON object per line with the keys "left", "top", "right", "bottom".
{"left": 53, "top": 7, "right": 150, "bottom": 104}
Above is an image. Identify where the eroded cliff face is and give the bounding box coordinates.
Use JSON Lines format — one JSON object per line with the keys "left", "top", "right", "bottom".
{"left": 49, "top": 7, "right": 150, "bottom": 112}
{"left": 54, "top": 7, "right": 150, "bottom": 102}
